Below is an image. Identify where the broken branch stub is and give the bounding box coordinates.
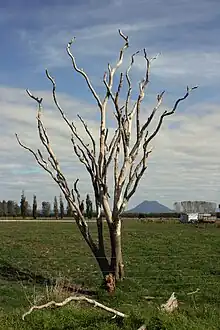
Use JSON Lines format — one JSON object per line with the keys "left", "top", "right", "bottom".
{"left": 160, "top": 292, "right": 178, "bottom": 313}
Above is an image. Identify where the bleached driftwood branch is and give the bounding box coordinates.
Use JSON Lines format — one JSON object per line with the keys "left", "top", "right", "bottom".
{"left": 187, "top": 288, "right": 200, "bottom": 295}
{"left": 22, "top": 295, "right": 128, "bottom": 320}
{"left": 22, "top": 294, "right": 148, "bottom": 329}
{"left": 144, "top": 288, "right": 200, "bottom": 302}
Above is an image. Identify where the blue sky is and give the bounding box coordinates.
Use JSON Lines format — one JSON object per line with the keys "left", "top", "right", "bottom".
{"left": 1, "top": 0, "right": 220, "bottom": 210}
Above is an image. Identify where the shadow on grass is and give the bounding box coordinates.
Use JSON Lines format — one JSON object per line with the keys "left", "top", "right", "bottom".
{"left": 0, "top": 259, "right": 96, "bottom": 296}
{"left": 0, "top": 259, "right": 52, "bottom": 285}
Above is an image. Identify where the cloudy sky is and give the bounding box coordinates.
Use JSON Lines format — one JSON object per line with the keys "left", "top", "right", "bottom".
{"left": 1, "top": 0, "right": 220, "bottom": 210}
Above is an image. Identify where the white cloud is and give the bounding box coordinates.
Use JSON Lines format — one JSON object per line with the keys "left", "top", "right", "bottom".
{"left": 1, "top": 0, "right": 220, "bottom": 210}
{"left": 145, "top": 52, "right": 220, "bottom": 86}
{"left": 15, "top": 0, "right": 220, "bottom": 71}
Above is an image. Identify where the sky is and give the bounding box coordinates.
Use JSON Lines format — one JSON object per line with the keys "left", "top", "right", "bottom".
{"left": 1, "top": 0, "right": 220, "bottom": 210}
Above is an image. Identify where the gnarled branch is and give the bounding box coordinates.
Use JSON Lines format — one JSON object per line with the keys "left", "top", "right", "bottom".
{"left": 99, "top": 30, "right": 129, "bottom": 179}
{"left": 46, "top": 69, "right": 97, "bottom": 176}
{"left": 66, "top": 39, "right": 102, "bottom": 110}
{"left": 18, "top": 90, "right": 98, "bottom": 253}
{"left": 144, "top": 86, "right": 198, "bottom": 148}
{"left": 117, "top": 86, "right": 198, "bottom": 212}
{"left": 77, "top": 114, "right": 96, "bottom": 158}
{"left": 22, "top": 295, "right": 128, "bottom": 320}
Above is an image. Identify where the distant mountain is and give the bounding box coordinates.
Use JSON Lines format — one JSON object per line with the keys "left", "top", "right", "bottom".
{"left": 127, "top": 200, "right": 174, "bottom": 214}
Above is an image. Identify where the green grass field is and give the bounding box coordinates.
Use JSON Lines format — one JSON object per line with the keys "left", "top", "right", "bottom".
{"left": 1, "top": 220, "right": 220, "bottom": 329}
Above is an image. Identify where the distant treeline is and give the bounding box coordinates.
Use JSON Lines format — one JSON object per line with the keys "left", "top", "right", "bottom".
{"left": 0, "top": 191, "right": 93, "bottom": 219}
{"left": 1, "top": 193, "right": 220, "bottom": 220}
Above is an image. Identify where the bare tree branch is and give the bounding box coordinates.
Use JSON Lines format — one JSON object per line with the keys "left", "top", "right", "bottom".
{"left": 99, "top": 30, "right": 129, "bottom": 179}
{"left": 114, "top": 144, "right": 120, "bottom": 189}
{"left": 125, "top": 51, "right": 140, "bottom": 119}
{"left": 136, "top": 49, "right": 159, "bottom": 139}
{"left": 17, "top": 90, "right": 72, "bottom": 199}
{"left": 144, "top": 86, "right": 198, "bottom": 148}
{"left": 45, "top": 70, "right": 74, "bottom": 131}
{"left": 73, "top": 179, "right": 81, "bottom": 207}
{"left": 26, "top": 89, "right": 43, "bottom": 104}
{"left": 15, "top": 134, "right": 72, "bottom": 203}
{"left": 46, "top": 69, "right": 97, "bottom": 175}
{"left": 77, "top": 114, "right": 96, "bottom": 157}
{"left": 129, "top": 91, "right": 165, "bottom": 161}
{"left": 187, "top": 288, "right": 200, "bottom": 295}
{"left": 115, "top": 72, "right": 124, "bottom": 109}
{"left": 66, "top": 39, "right": 102, "bottom": 110}
{"left": 15, "top": 134, "right": 53, "bottom": 178}
{"left": 19, "top": 91, "right": 98, "bottom": 254}
{"left": 104, "top": 29, "right": 129, "bottom": 97}
{"left": 108, "top": 129, "right": 120, "bottom": 153}
{"left": 22, "top": 295, "right": 128, "bottom": 320}
{"left": 119, "top": 147, "right": 153, "bottom": 213}
{"left": 118, "top": 86, "right": 198, "bottom": 212}
{"left": 102, "top": 130, "right": 120, "bottom": 179}
{"left": 108, "top": 50, "right": 161, "bottom": 214}
{"left": 71, "top": 137, "right": 94, "bottom": 176}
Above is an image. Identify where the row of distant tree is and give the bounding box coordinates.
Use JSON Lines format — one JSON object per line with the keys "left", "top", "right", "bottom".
{"left": 0, "top": 191, "right": 93, "bottom": 219}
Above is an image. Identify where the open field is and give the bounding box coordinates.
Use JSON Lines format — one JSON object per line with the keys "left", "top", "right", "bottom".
{"left": 1, "top": 220, "right": 220, "bottom": 329}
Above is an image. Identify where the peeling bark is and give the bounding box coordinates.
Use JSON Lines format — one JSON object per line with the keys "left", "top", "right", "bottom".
{"left": 109, "top": 219, "right": 124, "bottom": 281}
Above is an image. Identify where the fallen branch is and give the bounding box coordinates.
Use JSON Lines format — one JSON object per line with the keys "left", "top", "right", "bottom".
{"left": 144, "top": 296, "right": 162, "bottom": 300}
{"left": 144, "top": 288, "right": 200, "bottom": 302}
{"left": 187, "top": 288, "right": 200, "bottom": 295}
{"left": 22, "top": 289, "right": 201, "bottom": 328}
{"left": 22, "top": 295, "right": 128, "bottom": 320}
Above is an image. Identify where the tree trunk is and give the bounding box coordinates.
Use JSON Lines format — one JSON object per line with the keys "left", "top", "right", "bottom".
{"left": 95, "top": 254, "right": 110, "bottom": 277}
{"left": 109, "top": 219, "right": 124, "bottom": 281}
{"left": 75, "top": 221, "right": 110, "bottom": 278}
{"left": 75, "top": 209, "right": 123, "bottom": 293}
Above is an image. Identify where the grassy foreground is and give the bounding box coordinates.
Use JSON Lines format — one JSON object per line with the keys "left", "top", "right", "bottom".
{"left": 1, "top": 220, "right": 220, "bottom": 329}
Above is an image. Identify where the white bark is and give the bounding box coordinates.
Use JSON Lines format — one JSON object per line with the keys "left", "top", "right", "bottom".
{"left": 16, "top": 29, "right": 197, "bottom": 286}
{"left": 116, "top": 220, "right": 121, "bottom": 237}
{"left": 22, "top": 295, "right": 128, "bottom": 320}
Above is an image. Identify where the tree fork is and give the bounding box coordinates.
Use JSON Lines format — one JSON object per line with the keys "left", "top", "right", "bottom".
{"left": 16, "top": 29, "right": 197, "bottom": 292}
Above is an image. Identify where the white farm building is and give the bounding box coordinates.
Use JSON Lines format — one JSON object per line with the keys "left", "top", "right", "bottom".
{"left": 174, "top": 201, "right": 217, "bottom": 224}
{"left": 180, "top": 213, "right": 216, "bottom": 224}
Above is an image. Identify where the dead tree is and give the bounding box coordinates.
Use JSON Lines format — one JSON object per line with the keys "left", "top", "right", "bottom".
{"left": 16, "top": 30, "right": 197, "bottom": 290}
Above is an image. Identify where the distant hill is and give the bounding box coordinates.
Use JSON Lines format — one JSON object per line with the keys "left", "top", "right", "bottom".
{"left": 127, "top": 200, "right": 174, "bottom": 214}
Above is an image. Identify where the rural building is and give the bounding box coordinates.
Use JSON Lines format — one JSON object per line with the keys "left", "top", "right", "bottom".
{"left": 174, "top": 201, "right": 217, "bottom": 224}
{"left": 180, "top": 212, "right": 216, "bottom": 223}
